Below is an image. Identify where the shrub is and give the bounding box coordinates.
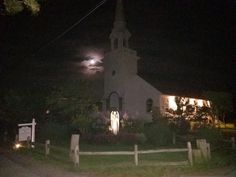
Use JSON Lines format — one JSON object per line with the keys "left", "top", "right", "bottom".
{"left": 196, "top": 126, "right": 223, "bottom": 147}
{"left": 144, "top": 120, "right": 172, "bottom": 146}
{"left": 38, "top": 122, "right": 70, "bottom": 145}
{"left": 135, "top": 133, "right": 147, "bottom": 144}
{"left": 87, "top": 132, "right": 147, "bottom": 145}
{"left": 122, "top": 119, "right": 145, "bottom": 133}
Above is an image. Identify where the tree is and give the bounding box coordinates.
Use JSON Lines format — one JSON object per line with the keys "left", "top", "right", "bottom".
{"left": 203, "top": 91, "right": 233, "bottom": 123}
{"left": 46, "top": 79, "right": 97, "bottom": 133}
{"left": 3, "top": 0, "right": 40, "bottom": 15}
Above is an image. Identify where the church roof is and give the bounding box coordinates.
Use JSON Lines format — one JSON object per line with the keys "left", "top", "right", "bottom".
{"left": 138, "top": 73, "right": 206, "bottom": 99}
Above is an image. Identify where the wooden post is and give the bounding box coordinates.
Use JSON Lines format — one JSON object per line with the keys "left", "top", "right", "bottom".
{"left": 172, "top": 132, "right": 176, "bottom": 145}
{"left": 31, "top": 118, "right": 36, "bottom": 148}
{"left": 196, "top": 139, "right": 208, "bottom": 161}
{"left": 27, "top": 136, "right": 31, "bottom": 149}
{"left": 231, "top": 137, "right": 235, "bottom": 149}
{"left": 70, "top": 134, "right": 80, "bottom": 159}
{"left": 134, "top": 144, "right": 138, "bottom": 166}
{"left": 74, "top": 145, "right": 79, "bottom": 167}
{"left": 45, "top": 140, "right": 50, "bottom": 157}
{"left": 206, "top": 143, "right": 211, "bottom": 160}
{"left": 187, "top": 141, "right": 193, "bottom": 166}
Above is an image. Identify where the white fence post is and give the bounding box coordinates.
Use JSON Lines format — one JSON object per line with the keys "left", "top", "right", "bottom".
{"left": 74, "top": 145, "right": 80, "bottom": 167}
{"left": 187, "top": 141, "right": 193, "bottom": 166}
{"left": 45, "top": 140, "right": 50, "bottom": 157}
{"left": 134, "top": 144, "right": 138, "bottom": 166}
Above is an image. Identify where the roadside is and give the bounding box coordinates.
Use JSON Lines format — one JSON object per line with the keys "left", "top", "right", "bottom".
{"left": 0, "top": 148, "right": 95, "bottom": 177}
{"left": 0, "top": 147, "right": 235, "bottom": 177}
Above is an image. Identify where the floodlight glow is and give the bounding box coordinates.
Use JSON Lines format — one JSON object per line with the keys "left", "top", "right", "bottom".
{"left": 189, "top": 98, "right": 195, "bottom": 105}
{"left": 197, "top": 99, "right": 204, "bottom": 107}
{"left": 168, "top": 96, "right": 177, "bottom": 111}
{"left": 14, "top": 143, "right": 22, "bottom": 149}
{"left": 110, "top": 111, "right": 119, "bottom": 135}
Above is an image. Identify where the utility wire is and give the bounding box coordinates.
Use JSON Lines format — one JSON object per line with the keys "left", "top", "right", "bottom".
{"left": 36, "top": 0, "right": 108, "bottom": 53}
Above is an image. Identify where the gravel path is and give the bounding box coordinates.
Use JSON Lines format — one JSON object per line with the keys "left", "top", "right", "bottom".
{"left": 0, "top": 149, "right": 95, "bottom": 177}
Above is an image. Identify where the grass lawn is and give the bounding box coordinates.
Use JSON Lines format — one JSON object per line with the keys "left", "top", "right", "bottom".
{"left": 14, "top": 142, "right": 236, "bottom": 177}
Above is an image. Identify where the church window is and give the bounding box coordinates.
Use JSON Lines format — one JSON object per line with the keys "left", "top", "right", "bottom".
{"left": 112, "top": 70, "right": 116, "bottom": 76}
{"left": 146, "top": 98, "right": 153, "bottom": 113}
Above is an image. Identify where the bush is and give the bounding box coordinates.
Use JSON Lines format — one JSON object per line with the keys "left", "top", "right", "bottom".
{"left": 196, "top": 126, "right": 223, "bottom": 146}
{"left": 121, "top": 119, "right": 145, "bottom": 133}
{"left": 38, "top": 122, "right": 71, "bottom": 145}
{"left": 87, "top": 132, "right": 147, "bottom": 145}
{"left": 144, "top": 120, "right": 172, "bottom": 146}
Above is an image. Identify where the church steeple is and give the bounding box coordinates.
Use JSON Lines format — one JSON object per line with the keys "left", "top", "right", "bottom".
{"left": 110, "top": 0, "right": 131, "bottom": 51}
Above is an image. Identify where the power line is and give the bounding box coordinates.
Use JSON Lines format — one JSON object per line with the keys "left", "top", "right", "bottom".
{"left": 36, "top": 0, "right": 108, "bottom": 54}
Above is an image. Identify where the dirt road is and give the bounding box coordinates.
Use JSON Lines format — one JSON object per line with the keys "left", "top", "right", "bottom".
{"left": 0, "top": 148, "right": 94, "bottom": 177}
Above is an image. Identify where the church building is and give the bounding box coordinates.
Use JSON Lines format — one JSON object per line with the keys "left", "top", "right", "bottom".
{"left": 103, "top": 0, "right": 210, "bottom": 121}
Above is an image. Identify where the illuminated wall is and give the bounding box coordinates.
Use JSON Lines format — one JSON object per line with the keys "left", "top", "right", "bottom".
{"left": 162, "top": 95, "right": 211, "bottom": 113}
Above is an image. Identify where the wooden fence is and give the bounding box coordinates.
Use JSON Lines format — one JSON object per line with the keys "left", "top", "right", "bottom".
{"left": 72, "top": 141, "right": 193, "bottom": 167}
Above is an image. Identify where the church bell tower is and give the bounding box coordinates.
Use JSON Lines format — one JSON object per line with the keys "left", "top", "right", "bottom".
{"left": 104, "top": 0, "right": 139, "bottom": 112}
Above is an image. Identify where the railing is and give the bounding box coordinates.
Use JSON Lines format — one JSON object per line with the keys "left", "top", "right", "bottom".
{"left": 73, "top": 142, "right": 193, "bottom": 167}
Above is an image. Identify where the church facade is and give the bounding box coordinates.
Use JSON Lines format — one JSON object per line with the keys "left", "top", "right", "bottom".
{"left": 103, "top": 0, "right": 210, "bottom": 121}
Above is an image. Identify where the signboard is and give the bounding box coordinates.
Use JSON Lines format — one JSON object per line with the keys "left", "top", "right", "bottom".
{"left": 19, "top": 126, "right": 31, "bottom": 141}
{"left": 18, "top": 118, "right": 36, "bottom": 148}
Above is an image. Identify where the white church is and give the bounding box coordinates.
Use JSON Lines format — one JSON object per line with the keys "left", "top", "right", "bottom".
{"left": 102, "top": 0, "right": 210, "bottom": 122}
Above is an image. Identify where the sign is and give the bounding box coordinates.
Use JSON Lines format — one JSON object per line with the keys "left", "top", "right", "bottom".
{"left": 18, "top": 118, "right": 36, "bottom": 148}
{"left": 19, "top": 126, "right": 31, "bottom": 141}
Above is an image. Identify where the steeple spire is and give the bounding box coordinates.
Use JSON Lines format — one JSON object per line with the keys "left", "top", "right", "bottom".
{"left": 110, "top": 0, "right": 131, "bottom": 51}
{"left": 115, "top": 0, "right": 125, "bottom": 24}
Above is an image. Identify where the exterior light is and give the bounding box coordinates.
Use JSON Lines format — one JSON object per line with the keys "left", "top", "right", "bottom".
{"left": 14, "top": 143, "right": 22, "bottom": 149}
{"left": 168, "top": 96, "right": 177, "bottom": 111}
{"left": 110, "top": 111, "right": 119, "bottom": 135}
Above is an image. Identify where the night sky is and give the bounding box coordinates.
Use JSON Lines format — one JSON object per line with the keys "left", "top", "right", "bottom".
{"left": 0, "top": 0, "right": 235, "bottom": 106}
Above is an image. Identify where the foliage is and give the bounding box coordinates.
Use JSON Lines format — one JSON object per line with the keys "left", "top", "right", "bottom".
{"left": 196, "top": 126, "right": 223, "bottom": 146}
{"left": 169, "top": 117, "right": 190, "bottom": 135}
{"left": 84, "top": 132, "right": 146, "bottom": 145}
{"left": 4, "top": 0, "right": 40, "bottom": 15}
{"left": 121, "top": 118, "right": 145, "bottom": 133}
{"left": 144, "top": 119, "right": 172, "bottom": 146}
{"left": 38, "top": 122, "right": 71, "bottom": 145}
{"left": 46, "top": 79, "right": 96, "bottom": 126}
{"left": 203, "top": 91, "right": 233, "bottom": 121}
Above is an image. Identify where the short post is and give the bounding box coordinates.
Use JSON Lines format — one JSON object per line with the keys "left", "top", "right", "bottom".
{"left": 134, "top": 144, "right": 138, "bottom": 166}
{"left": 45, "top": 140, "right": 50, "bottom": 157}
{"left": 231, "top": 137, "right": 235, "bottom": 149}
{"left": 172, "top": 132, "right": 176, "bottom": 145}
{"left": 196, "top": 139, "right": 208, "bottom": 161}
{"left": 31, "top": 118, "right": 36, "bottom": 148}
{"left": 27, "top": 136, "right": 31, "bottom": 149}
{"left": 206, "top": 143, "right": 211, "bottom": 160}
{"left": 187, "top": 141, "right": 193, "bottom": 166}
{"left": 74, "top": 145, "right": 79, "bottom": 167}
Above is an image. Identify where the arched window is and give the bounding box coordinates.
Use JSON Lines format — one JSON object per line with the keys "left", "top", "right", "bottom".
{"left": 146, "top": 98, "right": 153, "bottom": 113}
